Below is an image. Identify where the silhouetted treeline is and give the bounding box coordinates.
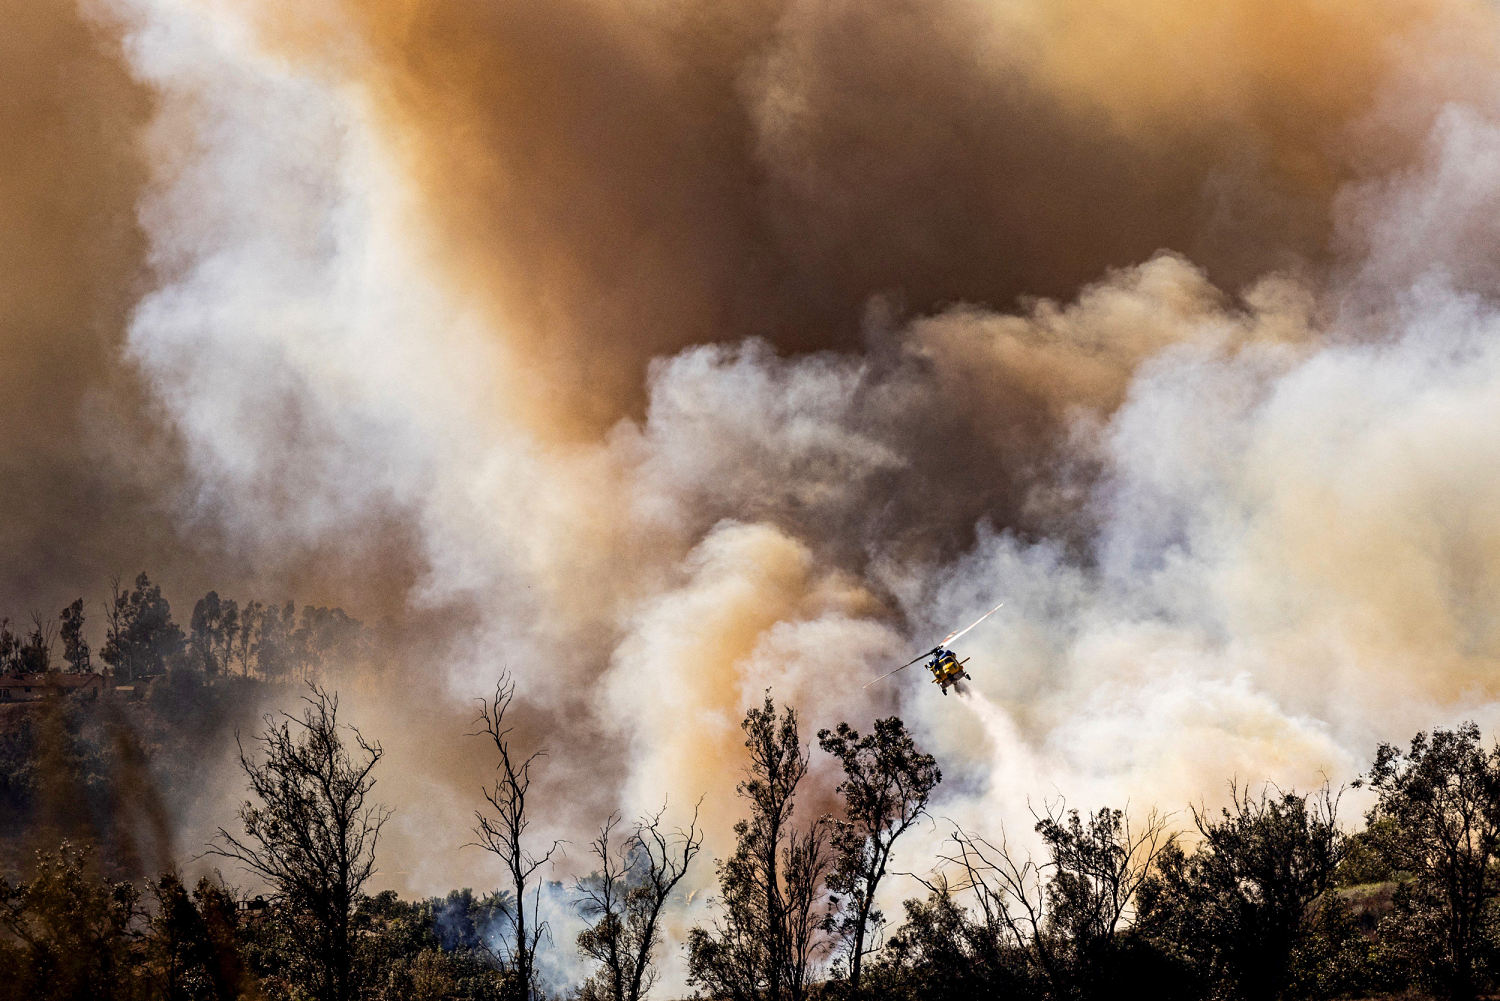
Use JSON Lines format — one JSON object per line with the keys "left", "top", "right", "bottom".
{"left": 8, "top": 672, "right": 1500, "bottom": 1001}
{"left": 0, "top": 572, "right": 369, "bottom": 684}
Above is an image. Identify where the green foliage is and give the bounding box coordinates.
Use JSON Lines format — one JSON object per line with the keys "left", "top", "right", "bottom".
{"left": 353, "top": 891, "right": 509, "bottom": 1001}
{"left": 144, "top": 872, "right": 250, "bottom": 1001}
{"left": 1282, "top": 892, "right": 1387, "bottom": 1001}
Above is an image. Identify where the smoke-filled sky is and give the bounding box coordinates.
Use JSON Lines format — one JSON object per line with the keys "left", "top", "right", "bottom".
{"left": 13, "top": 0, "right": 1500, "bottom": 981}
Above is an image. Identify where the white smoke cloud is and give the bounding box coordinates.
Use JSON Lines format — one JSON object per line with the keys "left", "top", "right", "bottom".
{"left": 92, "top": 0, "right": 1500, "bottom": 991}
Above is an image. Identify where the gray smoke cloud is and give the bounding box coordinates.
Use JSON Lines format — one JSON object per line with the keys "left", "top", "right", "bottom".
{"left": 13, "top": 0, "right": 1500, "bottom": 990}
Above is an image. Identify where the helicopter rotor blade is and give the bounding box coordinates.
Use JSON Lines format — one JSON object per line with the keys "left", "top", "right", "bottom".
{"left": 937, "top": 599, "right": 1006, "bottom": 648}
{"left": 862, "top": 647, "right": 940, "bottom": 690}
{"left": 863, "top": 601, "right": 1005, "bottom": 691}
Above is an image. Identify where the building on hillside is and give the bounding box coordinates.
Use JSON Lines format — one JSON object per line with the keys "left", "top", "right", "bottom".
{"left": 0, "top": 672, "right": 104, "bottom": 702}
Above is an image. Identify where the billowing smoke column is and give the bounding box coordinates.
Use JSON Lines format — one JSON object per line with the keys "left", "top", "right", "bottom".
{"left": 13, "top": 0, "right": 1500, "bottom": 982}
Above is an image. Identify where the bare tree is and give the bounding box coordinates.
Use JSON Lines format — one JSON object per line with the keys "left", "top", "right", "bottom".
{"left": 935, "top": 827, "right": 1059, "bottom": 988}
{"left": 208, "top": 685, "right": 389, "bottom": 1001}
{"left": 576, "top": 802, "right": 705, "bottom": 1001}
{"left": 933, "top": 804, "right": 1174, "bottom": 1000}
{"left": 471, "top": 672, "right": 560, "bottom": 1001}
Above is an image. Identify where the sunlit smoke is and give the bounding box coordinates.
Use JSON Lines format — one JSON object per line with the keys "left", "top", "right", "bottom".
{"left": 12, "top": 0, "right": 1500, "bottom": 991}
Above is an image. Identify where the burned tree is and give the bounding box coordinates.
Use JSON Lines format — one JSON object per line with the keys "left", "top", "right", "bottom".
{"left": 818, "top": 716, "right": 941, "bottom": 992}
{"left": 576, "top": 803, "right": 704, "bottom": 1001}
{"left": 209, "top": 685, "right": 389, "bottom": 1001}
{"left": 471, "top": 672, "right": 560, "bottom": 1001}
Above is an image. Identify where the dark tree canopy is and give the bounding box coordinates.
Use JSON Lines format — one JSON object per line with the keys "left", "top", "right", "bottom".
{"left": 1366, "top": 723, "right": 1500, "bottom": 1001}
{"left": 58, "top": 599, "right": 90, "bottom": 674}
{"left": 1136, "top": 783, "right": 1343, "bottom": 1001}
{"left": 102, "top": 573, "right": 185, "bottom": 683}
{"left": 818, "top": 716, "right": 941, "bottom": 991}
{"left": 688, "top": 694, "right": 831, "bottom": 1001}
{"left": 210, "top": 685, "right": 390, "bottom": 1001}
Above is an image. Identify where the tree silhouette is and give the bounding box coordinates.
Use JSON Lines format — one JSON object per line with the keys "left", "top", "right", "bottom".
{"left": 688, "top": 694, "right": 831, "bottom": 1001}
{"left": 209, "top": 685, "right": 389, "bottom": 1001}
{"left": 818, "top": 717, "right": 941, "bottom": 992}
{"left": 471, "top": 672, "right": 560, "bottom": 1001}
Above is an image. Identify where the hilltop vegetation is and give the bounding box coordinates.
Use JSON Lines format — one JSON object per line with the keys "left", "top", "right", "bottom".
{"left": 7, "top": 577, "right": 1500, "bottom": 1001}
{"left": 7, "top": 657, "right": 1500, "bottom": 1001}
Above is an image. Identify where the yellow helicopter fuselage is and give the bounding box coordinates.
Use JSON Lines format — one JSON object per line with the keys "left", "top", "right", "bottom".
{"left": 927, "top": 650, "right": 970, "bottom": 694}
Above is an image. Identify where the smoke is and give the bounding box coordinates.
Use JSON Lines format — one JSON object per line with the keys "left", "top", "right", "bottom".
{"left": 13, "top": 0, "right": 1500, "bottom": 989}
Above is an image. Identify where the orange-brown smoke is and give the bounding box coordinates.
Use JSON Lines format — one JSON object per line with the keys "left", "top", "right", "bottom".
{"left": 210, "top": 0, "right": 1499, "bottom": 435}
{"left": 15, "top": 3, "right": 1500, "bottom": 990}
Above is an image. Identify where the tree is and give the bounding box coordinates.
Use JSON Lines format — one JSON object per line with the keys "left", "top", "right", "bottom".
{"left": 188, "top": 592, "right": 229, "bottom": 678}
{"left": 209, "top": 685, "right": 390, "bottom": 1001}
{"left": 817, "top": 717, "right": 941, "bottom": 992}
{"left": 1136, "top": 783, "right": 1343, "bottom": 1001}
{"left": 471, "top": 672, "right": 560, "bottom": 1001}
{"left": 58, "top": 599, "right": 90, "bottom": 674}
{"left": 0, "top": 620, "right": 16, "bottom": 674}
{"left": 930, "top": 825, "right": 1059, "bottom": 994}
{"left": 229, "top": 600, "right": 262, "bottom": 677}
{"left": 1035, "top": 805, "right": 1173, "bottom": 998}
{"left": 866, "top": 884, "right": 1021, "bottom": 1001}
{"left": 0, "top": 841, "right": 143, "bottom": 1001}
{"left": 687, "top": 694, "right": 831, "bottom": 1001}
{"left": 253, "top": 601, "right": 296, "bottom": 681}
{"left": 1366, "top": 723, "right": 1500, "bottom": 1001}
{"left": 926, "top": 804, "right": 1174, "bottom": 1001}
{"left": 101, "top": 573, "right": 185, "bottom": 683}
{"left": 147, "top": 871, "right": 250, "bottom": 1001}
{"left": 0, "top": 615, "right": 55, "bottom": 675}
{"left": 575, "top": 803, "right": 704, "bottom": 1001}
{"left": 295, "top": 606, "right": 366, "bottom": 679}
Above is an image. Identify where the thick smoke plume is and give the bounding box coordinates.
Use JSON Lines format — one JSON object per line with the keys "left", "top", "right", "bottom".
{"left": 12, "top": 0, "right": 1500, "bottom": 985}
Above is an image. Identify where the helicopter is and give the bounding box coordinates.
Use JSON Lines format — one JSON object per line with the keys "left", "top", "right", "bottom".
{"left": 863, "top": 600, "right": 1005, "bottom": 695}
